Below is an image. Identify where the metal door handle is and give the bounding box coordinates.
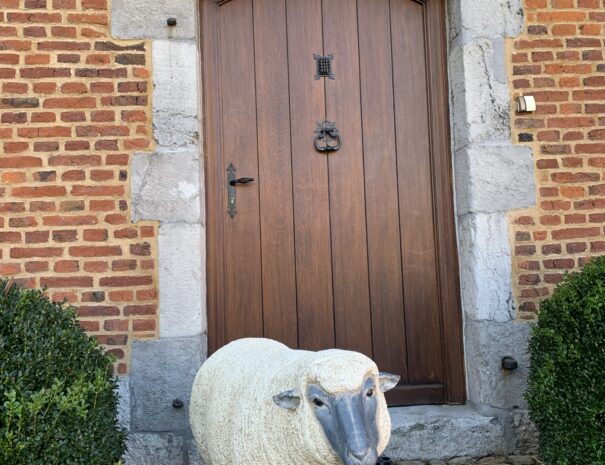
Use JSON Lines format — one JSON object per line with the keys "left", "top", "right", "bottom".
{"left": 229, "top": 177, "right": 255, "bottom": 186}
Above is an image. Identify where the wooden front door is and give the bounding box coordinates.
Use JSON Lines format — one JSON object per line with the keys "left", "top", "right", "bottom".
{"left": 201, "top": 0, "right": 465, "bottom": 405}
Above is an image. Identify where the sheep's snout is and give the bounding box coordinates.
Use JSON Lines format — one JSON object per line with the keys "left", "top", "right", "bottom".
{"left": 306, "top": 376, "right": 380, "bottom": 465}
{"left": 346, "top": 446, "right": 376, "bottom": 465}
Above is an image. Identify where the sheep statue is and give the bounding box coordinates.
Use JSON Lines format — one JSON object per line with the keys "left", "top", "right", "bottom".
{"left": 189, "top": 338, "right": 400, "bottom": 465}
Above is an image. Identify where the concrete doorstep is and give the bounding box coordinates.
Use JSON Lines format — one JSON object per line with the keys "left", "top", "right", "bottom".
{"left": 385, "top": 405, "right": 511, "bottom": 461}
{"left": 393, "top": 457, "right": 538, "bottom": 465}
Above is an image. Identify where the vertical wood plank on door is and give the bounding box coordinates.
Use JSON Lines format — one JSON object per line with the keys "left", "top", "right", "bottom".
{"left": 323, "top": 0, "right": 372, "bottom": 356}
{"left": 425, "top": 0, "right": 466, "bottom": 403}
{"left": 201, "top": 0, "right": 225, "bottom": 353}
{"left": 219, "top": 1, "right": 264, "bottom": 341}
{"left": 253, "top": 0, "right": 298, "bottom": 347}
{"left": 390, "top": 0, "right": 444, "bottom": 384}
{"left": 286, "top": 0, "right": 335, "bottom": 350}
{"left": 357, "top": 0, "right": 408, "bottom": 382}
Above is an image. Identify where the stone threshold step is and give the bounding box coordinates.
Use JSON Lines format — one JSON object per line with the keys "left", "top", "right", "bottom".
{"left": 385, "top": 405, "right": 507, "bottom": 461}
{"left": 393, "top": 457, "right": 537, "bottom": 465}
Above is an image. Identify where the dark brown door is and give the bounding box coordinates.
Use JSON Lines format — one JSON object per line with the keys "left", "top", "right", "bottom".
{"left": 201, "top": 0, "right": 465, "bottom": 405}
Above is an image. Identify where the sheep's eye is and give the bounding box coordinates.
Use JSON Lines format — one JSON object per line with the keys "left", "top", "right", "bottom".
{"left": 312, "top": 397, "right": 325, "bottom": 408}
{"left": 366, "top": 388, "right": 374, "bottom": 398}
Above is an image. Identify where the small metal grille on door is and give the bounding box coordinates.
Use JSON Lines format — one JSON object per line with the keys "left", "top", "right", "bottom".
{"left": 314, "top": 54, "right": 334, "bottom": 80}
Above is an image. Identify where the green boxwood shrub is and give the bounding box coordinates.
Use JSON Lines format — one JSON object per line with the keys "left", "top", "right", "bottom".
{"left": 526, "top": 256, "right": 605, "bottom": 465}
{"left": 0, "top": 279, "right": 126, "bottom": 465}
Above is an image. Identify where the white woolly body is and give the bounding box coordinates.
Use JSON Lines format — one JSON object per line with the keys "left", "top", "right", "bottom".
{"left": 189, "top": 338, "right": 392, "bottom": 465}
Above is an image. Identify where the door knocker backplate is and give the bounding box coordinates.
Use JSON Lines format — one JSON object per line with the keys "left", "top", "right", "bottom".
{"left": 314, "top": 120, "right": 342, "bottom": 153}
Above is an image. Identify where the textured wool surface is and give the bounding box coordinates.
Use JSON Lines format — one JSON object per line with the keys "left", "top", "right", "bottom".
{"left": 190, "top": 338, "right": 392, "bottom": 465}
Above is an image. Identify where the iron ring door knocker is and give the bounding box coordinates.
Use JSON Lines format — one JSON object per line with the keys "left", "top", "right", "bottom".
{"left": 314, "top": 120, "right": 342, "bottom": 153}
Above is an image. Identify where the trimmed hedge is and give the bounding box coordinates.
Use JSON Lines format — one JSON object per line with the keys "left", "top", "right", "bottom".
{"left": 0, "top": 279, "right": 126, "bottom": 465}
{"left": 526, "top": 256, "right": 605, "bottom": 465}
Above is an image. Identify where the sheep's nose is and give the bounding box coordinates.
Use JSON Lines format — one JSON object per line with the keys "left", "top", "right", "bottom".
{"left": 347, "top": 447, "right": 374, "bottom": 464}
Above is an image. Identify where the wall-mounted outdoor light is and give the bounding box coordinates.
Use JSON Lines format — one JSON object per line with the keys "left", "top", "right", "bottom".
{"left": 516, "top": 95, "right": 536, "bottom": 113}
{"left": 501, "top": 356, "right": 519, "bottom": 371}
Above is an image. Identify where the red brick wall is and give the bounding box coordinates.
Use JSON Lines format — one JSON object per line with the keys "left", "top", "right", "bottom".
{"left": 0, "top": 0, "right": 157, "bottom": 373}
{"left": 509, "top": 0, "right": 605, "bottom": 319}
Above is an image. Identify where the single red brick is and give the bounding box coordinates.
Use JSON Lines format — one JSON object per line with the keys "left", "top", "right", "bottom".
{"left": 83, "top": 229, "right": 108, "bottom": 241}
{"left": 560, "top": 186, "right": 585, "bottom": 198}
{"left": 29, "top": 201, "right": 55, "bottom": 212}
{"left": 541, "top": 200, "right": 572, "bottom": 210}
{"left": 12, "top": 186, "right": 66, "bottom": 197}
{"left": 86, "top": 53, "right": 111, "bottom": 65}
{"left": 589, "top": 213, "right": 605, "bottom": 223}
{"left": 100, "top": 276, "right": 152, "bottom": 287}
{"left": 31, "top": 112, "right": 56, "bottom": 123}
{"left": 69, "top": 246, "right": 123, "bottom": 257}
{"left": 95, "top": 140, "right": 119, "bottom": 151}
{"left": 77, "top": 306, "right": 120, "bottom": 317}
{"left": 552, "top": 24, "right": 576, "bottom": 35}
{"left": 0, "top": 231, "right": 21, "bottom": 242}
{"left": 588, "top": 157, "right": 605, "bottom": 167}
{"left": 0, "top": 40, "right": 32, "bottom": 51}
{"left": 104, "top": 214, "right": 126, "bottom": 225}
{"left": 566, "top": 242, "right": 587, "bottom": 254}
{"left": 61, "top": 170, "right": 86, "bottom": 181}
{"left": 542, "top": 244, "right": 562, "bottom": 255}
{"left": 565, "top": 214, "right": 586, "bottom": 224}
{"left": 51, "top": 229, "right": 78, "bottom": 242}
{"left": 108, "top": 290, "right": 133, "bottom": 302}
{"left": 114, "top": 227, "right": 137, "bottom": 239}
{"left": 112, "top": 259, "right": 137, "bottom": 271}
{"left": 123, "top": 304, "right": 156, "bottom": 316}
{"left": 548, "top": 117, "right": 595, "bottom": 128}
{"left": 106, "top": 154, "right": 129, "bottom": 165}
{"left": 91, "top": 110, "right": 115, "bottom": 122}
{"left": 61, "top": 82, "right": 88, "bottom": 94}
{"left": 54, "top": 260, "right": 79, "bottom": 273}
{"left": 104, "top": 319, "right": 129, "bottom": 331}
{"left": 51, "top": 26, "right": 77, "bottom": 38}
{"left": 0, "top": 263, "right": 21, "bottom": 275}
{"left": 44, "top": 96, "right": 96, "bottom": 109}
{"left": 79, "top": 320, "right": 100, "bottom": 332}
{"left": 60, "top": 200, "right": 85, "bottom": 212}
{"left": 133, "top": 319, "right": 156, "bottom": 332}
{"left": 576, "top": 144, "right": 605, "bottom": 154}
{"left": 32, "top": 82, "right": 56, "bottom": 94}
{"left": 83, "top": 261, "right": 108, "bottom": 273}
{"left": 45, "top": 215, "right": 97, "bottom": 226}
{"left": 552, "top": 172, "right": 600, "bottom": 183}
{"left": 136, "top": 288, "right": 157, "bottom": 301}
{"left": 544, "top": 274, "right": 564, "bottom": 285}
{"left": 90, "top": 199, "right": 115, "bottom": 211}
{"left": 90, "top": 169, "right": 114, "bottom": 181}
{"left": 82, "top": 0, "right": 107, "bottom": 8}
{"left": 50, "top": 154, "right": 101, "bottom": 166}
{"left": 71, "top": 185, "right": 124, "bottom": 196}
{"left": 537, "top": 11, "right": 586, "bottom": 22}
{"left": 552, "top": 227, "right": 601, "bottom": 240}
{"left": 25, "top": 230, "right": 50, "bottom": 243}
{"left": 9, "top": 217, "right": 38, "bottom": 228}
{"left": 97, "top": 334, "right": 128, "bottom": 346}
{"left": 25, "top": 261, "right": 49, "bottom": 272}
{"left": 10, "top": 247, "right": 63, "bottom": 258}
{"left": 90, "top": 81, "right": 114, "bottom": 93}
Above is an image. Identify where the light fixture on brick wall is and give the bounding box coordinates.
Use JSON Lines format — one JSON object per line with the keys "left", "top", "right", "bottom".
{"left": 516, "top": 95, "right": 536, "bottom": 113}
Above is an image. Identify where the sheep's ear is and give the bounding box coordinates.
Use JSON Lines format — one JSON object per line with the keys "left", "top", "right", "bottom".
{"left": 378, "top": 372, "right": 400, "bottom": 392}
{"left": 272, "top": 389, "right": 300, "bottom": 410}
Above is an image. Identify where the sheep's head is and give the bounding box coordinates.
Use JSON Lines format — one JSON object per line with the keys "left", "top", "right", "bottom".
{"left": 272, "top": 351, "right": 399, "bottom": 465}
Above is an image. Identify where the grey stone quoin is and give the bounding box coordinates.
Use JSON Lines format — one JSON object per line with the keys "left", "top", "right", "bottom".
{"left": 111, "top": 0, "right": 538, "bottom": 463}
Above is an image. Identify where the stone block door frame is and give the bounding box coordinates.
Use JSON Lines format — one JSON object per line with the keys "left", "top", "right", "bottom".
{"left": 116, "top": 0, "right": 536, "bottom": 460}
